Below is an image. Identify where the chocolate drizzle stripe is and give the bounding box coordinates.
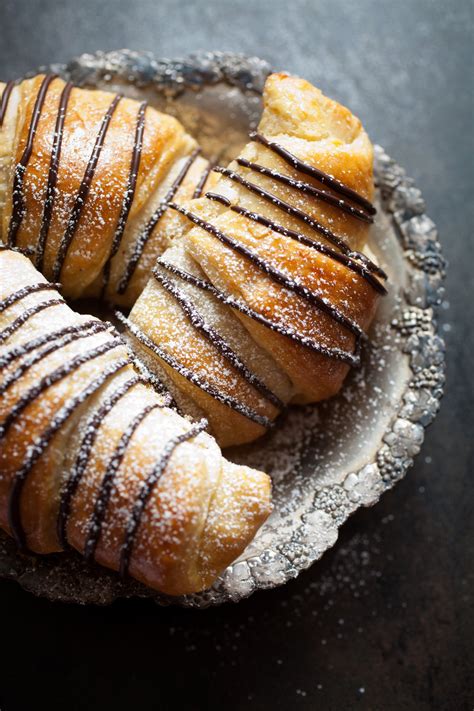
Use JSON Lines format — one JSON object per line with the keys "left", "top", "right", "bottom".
{"left": 119, "top": 418, "right": 208, "bottom": 577}
{"left": 158, "top": 260, "right": 359, "bottom": 365}
{"left": 0, "top": 80, "right": 16, "bottom": 128}
{"left": 169, "top": 203, "right": 363, "bottom": 339}
{"left": 0, "top": 338, "right": 123, "bottom": 442}
{"left": 153, "top": 267, "right": 284, "bottom": 409}
{"left": 52, "top": 94, "right": 122, "bottom": 281}
{"left": 0, "top": 320, "right": 108, "bottom": 370}
{"left": 115, "top": 310, "right": 273, "bottom": 427}
{"left": 57, "top": 374, "right": 141, "bottom": 549}
{"left": 193, "top": 162, "right": 213, "bottom": 199}
{"left": 102, "top": 101, "right": 147, "bottom": 290}
{"left": 0, "top": 298, "right": 65, "bottom": 344}
{"left": 0, "top": 282, "right": 62, "bottom": 313}
{"left": 213, "top": 172, "right": 385, "bottom": 280}
{"left": 35, "top": 82, "right": 74, "bottom": 271}
{"left": 250, "top": 132, "right": 376, "bottom": 215}
{"left": 214, "top": 165, "right": 372, "bottom": 261}
{"left": 201, "top": 192, "right": 231, "bottom": 207}
{"left": 0, "top": 321, "right": 115, "bottom": 397}
{"left": 129, "top": 355, "right": 174, "bottom": 406}
{"left": 83, "top": 403, "right": 161, "bottom": 563}
{"left": 117, "top": 147, "right": 201, "bottom": 294}
{"left": 205, "top": 192, "right": 386, "bottom": 294}
{"left": 236, "top": 157, "right": 373, "bottom": 223}
{"left": 8, "top": 74, "right": 57, "bottom": 246}
{"left": 8, "top": 357, "right": 130, "bottom": 550}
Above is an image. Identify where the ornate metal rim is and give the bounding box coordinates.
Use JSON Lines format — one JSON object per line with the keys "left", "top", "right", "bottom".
{"left": 0, "top": 50, "right": 446, "bottom": 607}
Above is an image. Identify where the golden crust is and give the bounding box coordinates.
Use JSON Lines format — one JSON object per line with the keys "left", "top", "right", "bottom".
{"left": 0, "top": 71, "right": 381, "bottom": 586}
{"left": 129, "top": 73, "right": 382, "bottom": 444}
{"left": 0, "top": 250, "right": 271, "bottom": 595}
{"left": 128, "top": 276, "right": 279, "bottom": 447}
{"left": 0, "top": 76, "right": 212, "bottom": 305}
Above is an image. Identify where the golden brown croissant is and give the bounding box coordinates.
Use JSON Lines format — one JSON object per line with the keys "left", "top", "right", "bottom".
{"left": 0, "top": 248, "right": 271, "bottom": 595}
{"left": 125, "top": 73, "right": 387, "bottom": 447}
{"left": 0, "top": 75, "right": 217, "bottom": 306}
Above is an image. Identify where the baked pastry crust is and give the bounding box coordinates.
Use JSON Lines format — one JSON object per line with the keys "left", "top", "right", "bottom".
{"left": 127, "top": 73, "right": 385, "bottom": 446}
{"left": 0, "top": 249, "right": 271, "bottom": 595}
{"left": 0, "top": 71, "right": 384, "bottom": 591}
{"left": 0, "top": 75, "right": 216, "bottom": 306}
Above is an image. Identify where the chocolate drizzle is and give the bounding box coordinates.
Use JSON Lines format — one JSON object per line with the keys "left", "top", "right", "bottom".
{"left": 102, "top": 101, "right": 147, "bottom": 290}
{"left": 169, "top": 202, "right": 363, "bottom": 339}
{"left": 205, "top": 192, "right": 386, "bottom": 294}
{"left": 35, "top": 81, "right": 74, "bottom": 271}
{"left": 8, "top": 74, "right": 57, "bottom": 247}
{"left": 119, "top": 417, "right": 208, "bottom": 577}
{"left": 115, "top": 310, "right": 273, "bottom": 427}
{"left": 250, "top": 132, "right": 376, "bottom": 215}
{"left": 236, "top": 157, "right": 373, "bottom": 223}
{"left": 213, "top": 165, "right": 378, "bottom": 267}
{"left": 0, "top": 298, "right": 65, "bottom": 344}
{"left": 0, "top": 80, "right": 16, "bottom": 128}
{"left": 52, "top": 94, "right": 122, "bottom": 281}
{"left": 117, "top": 147, "right": 201, "bottom": 294}
{"left": 157, "top": 259, "right": 358, "bottom": 365}
{"left": 0, "top": 338, "right": 123, "bottom": 442}
{"left": 203, "top": 193, "right": 231, "bottom": 207}
{"left": 153, "top": 267, "right": 283, "bottom": 409}
{"left": 8, "top": 357, "right": 130, "bottom": 550}
{"left": 159, "top": 129, "right": 388, "bottom": 379}
{"left": 0, "top": 321, "right": 114, "bottom": 398}
{"left": 193, "top": 161, "right": 213, "bottom": 199}
{"left": 216, "top": 158, "right": 385, "bottom": 281}
{"left": 83, "top": 403, "right": 162, "bottom": 563}
{"left": 129, "top": 354, "right": 175, "bottom": 406}
{"left": 0, "top": 319, "right": 108, "bottom": 370}
{"left": 57, "top": 374, "right": 141, "bottom": 549}
{"left": 0, "top": 282, "right": 61, "bottom": 313}
{"left": 209, "top": 131, "right": 386, "bottom": 286}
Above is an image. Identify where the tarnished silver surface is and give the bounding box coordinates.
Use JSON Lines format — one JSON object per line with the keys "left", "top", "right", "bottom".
{"left": 0, "top": 50, "right": 446, "bottom": 607}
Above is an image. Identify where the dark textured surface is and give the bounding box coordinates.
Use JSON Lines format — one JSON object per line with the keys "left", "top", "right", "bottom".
{"left": 0, "top": 1, "right": 472, "bottom": 710}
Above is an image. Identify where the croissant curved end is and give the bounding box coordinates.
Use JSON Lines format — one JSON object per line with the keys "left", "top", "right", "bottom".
{"left": 192, "top": 461, "right": 272, "bottom": 596}
{"left": 135, "top": 462, "right": 273, "bottom": 597}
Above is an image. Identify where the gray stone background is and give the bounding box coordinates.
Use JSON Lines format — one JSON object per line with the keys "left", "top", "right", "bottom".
{"left": 0, "top": 1, "right": 472, "bottom": 709}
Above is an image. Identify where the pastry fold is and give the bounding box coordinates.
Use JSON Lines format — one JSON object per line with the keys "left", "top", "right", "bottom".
{"left": 0, "top": 75, "right": 216, "bottom": 306}
{"left": 127, "top": 73, "right": 386, "bottom": 446}
{"left": 0, "top": 249, "right": 271, "bottom": 595}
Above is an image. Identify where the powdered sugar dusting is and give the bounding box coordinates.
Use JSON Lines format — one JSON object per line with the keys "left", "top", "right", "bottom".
{"left": 0, "top": 52, "right": 446, "bottom": 606}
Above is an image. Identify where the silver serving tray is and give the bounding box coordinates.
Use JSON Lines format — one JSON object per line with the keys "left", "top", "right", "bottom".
{"left": 0, "top": 50, "right": 446, "bottom": 607}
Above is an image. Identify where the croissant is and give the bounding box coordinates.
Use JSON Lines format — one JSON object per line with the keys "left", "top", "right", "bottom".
{"left": 0, "top": 248, "right": 271, "bottom": 595}
{"left": 0, "top": 74, "right": 216, "bottom": 306}
{"left": 126, "top": 73, "right": 387, "bottom": 447}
